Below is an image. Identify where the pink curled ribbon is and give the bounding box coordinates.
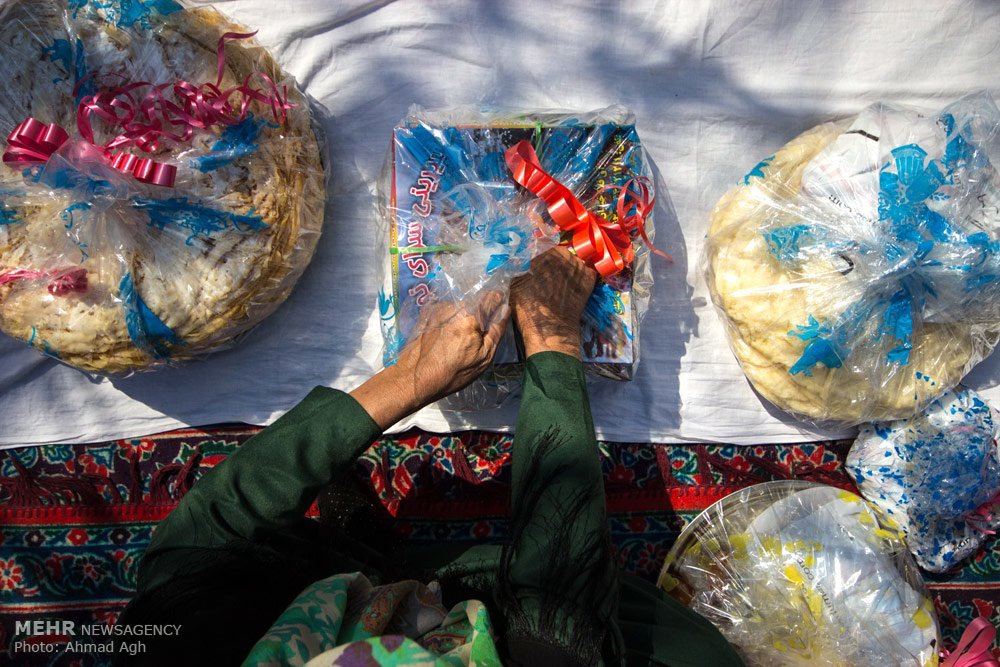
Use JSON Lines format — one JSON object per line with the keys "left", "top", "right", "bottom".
{"left": 3, "top": 117, "right": 177, "bottom": 187}
{"left": 967, "top": 489, "right": 1000, "bottom": 535}
{"left": 1, "top": 119, "right": 69, "bottom": 169}
{"left": 3, "top": 31, "right": 292, "bottom": 188}
{"left": 74, "top": 31, "right": 293, "bottom": 155}
{"left": 504, "top": 140, "right": 666, "bottom": 277}
{"left": 942, "top": 617, "right": 999, "bottom": 667}
{"left": 0, "top": 268, "right": 88, "bottom": 297}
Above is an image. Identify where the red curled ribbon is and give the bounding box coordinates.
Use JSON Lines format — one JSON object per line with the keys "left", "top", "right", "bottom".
{"left": 596, "top": 177, "right": 672, "bottom": 263}
{"left": 504, "top": 140, "right": 669, "bottom": 277}
{"left": 942, "top": 617, "right": 999, "bottom": 667}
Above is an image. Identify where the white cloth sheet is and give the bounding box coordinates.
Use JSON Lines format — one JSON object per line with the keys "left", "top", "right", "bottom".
{"left": 3, "top": 0, "right": 1000, "bottom": 447}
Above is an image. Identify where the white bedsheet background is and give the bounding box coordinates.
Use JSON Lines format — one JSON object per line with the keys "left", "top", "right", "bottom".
{"left": 3, "top": 0, "right": 1000, "bottom": 447}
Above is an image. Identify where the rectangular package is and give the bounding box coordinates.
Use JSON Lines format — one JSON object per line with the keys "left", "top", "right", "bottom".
{"left": 377, "top": 108, "right": 655, "bottom": 384}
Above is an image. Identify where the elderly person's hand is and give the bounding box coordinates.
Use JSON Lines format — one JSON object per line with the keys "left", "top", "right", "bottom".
{"left": 509, "top": 246, "right": 597, "bottom": 359}
{"left": 351, "top": 290, "right": 510, "bottom": 428}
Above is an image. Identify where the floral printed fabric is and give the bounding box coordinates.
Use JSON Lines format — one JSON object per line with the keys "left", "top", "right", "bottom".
{"left": 243, "top": 573, "right": 502, "bottom": 667}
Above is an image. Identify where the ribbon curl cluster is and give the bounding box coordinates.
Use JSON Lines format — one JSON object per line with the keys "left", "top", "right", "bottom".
{"left": 2, "top": 31, "right": 293, "bottom": 189}
{"left": 504, "top": 139, "right": 670, "bottom": 278}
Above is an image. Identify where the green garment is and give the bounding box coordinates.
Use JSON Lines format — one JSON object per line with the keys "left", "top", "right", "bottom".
{"left": 132, "top": 352, "right": 743, "bottom": 666}
{"left": 137, "top": 385, "right": 382, "bottom": 595}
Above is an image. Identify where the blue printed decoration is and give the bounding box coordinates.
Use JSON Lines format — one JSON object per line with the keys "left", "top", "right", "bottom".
{"left": 787, "top": 315, "right": 843, "bottom": 376}
{"left": 584, "top": 282, "right": 631, "bottom": 336}
{"left": 764, "top": 224, "right": 815, "bottom": 262}
{"left": 193, "top": 117, "right": 263, "bottom": 172}
{"left": 767, "top": 99, "right": 1000, "bottom": 378}
{"left": 0, "top": 203, "right": 19, "bottom": 226}
{"left": 132, "top": 197, "right": 267, "bottom": 245}
{"left": 40, "top": 38, "right": 93, "bottom": 103}
{"left": 60, "top": 202, "right": 92, "bottom": 261}
{"left": 744, "top": 155, "right": 774, "bottom": 185}
{"left": 27, "top": 327, "right": 61, "bottom": 359}
{"left": 68, "top": 0, "right": 183, "bottom": 28}
{"left": 31, "top": 152, "right": 123, "bottom": 199}
{"left": 378, "top": 287, "right": 404, "bottom": 366}
{"left": 377, "top": 287, "right": 396, "bottom": 323}
{"left": 452, "top": 190, "right": 530, "bottom": 277}
{"left": 118, "top": 273, "right": 184, "bottom": 359}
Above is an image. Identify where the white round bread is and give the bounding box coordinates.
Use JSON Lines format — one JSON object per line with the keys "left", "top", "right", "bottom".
{"left": 706, "top": 105, "right": 1000, "bottom": 424}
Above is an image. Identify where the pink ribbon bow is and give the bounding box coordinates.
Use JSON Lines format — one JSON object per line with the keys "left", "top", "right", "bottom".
{"left": 2, "top": 118, "right": 69, "bottom": 169}
{"left": 2, "top": 117, "right": 177, "bottom": 187}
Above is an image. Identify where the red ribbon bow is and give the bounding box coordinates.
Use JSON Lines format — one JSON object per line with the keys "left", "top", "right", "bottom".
{"left": 3, "top": 118, "right": 177, "bottom": 187}
{"left": 504, "top": 140, "right": 670, "bottom": 277}
{"left": 942, "top": 617, "right": 999, "bottom": 667}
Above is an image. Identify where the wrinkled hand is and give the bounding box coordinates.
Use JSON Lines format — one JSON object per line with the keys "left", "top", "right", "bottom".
{"left": 351, "top": 291, "right": 510, "bottom": 429}
{"left": 510, "top": 246, "right": 597, "bottom": 359}
{"left": 396, "top": 290, "right": 510, "bottom": 405}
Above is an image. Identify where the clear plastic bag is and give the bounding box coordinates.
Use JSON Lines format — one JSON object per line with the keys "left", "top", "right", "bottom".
{"left": 659, "top": 481, "right": 940, "bottom": 666}
{"left": 375, "top": 105, "right": 658, "bottom": 407}
{"left": 706, "top": 93, "right": 1000, "bottom": 425}
{"left": 0, "top": 0, "right": 326, "bottom": 374}
{"left": 847, "top": 386, "right": 1000, "bottom": 572}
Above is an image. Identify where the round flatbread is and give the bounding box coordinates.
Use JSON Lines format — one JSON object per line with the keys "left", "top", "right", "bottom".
{"left": 706, "top": 98, "right": 1000, "bottom": 424}
{"left": 0, "top": 0, "right": 325, "bottom": 373}
{"left": 661, "top": 482, "right": 939, "bottom": 666}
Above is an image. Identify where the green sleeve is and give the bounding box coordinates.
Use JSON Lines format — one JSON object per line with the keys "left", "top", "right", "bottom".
{"left": 511, "top": 351, "right": 602, "bottom": 515}
{"left": 136, "top": 386, "right": 381, "bottom": 593}
{"left": 504, "top": 352, "right": 744, "bottom": 666}
{"left": 501, "top": 351, "right": 620, "bottom": 658}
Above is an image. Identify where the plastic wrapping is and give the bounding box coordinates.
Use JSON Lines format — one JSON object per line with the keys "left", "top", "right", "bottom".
{"left": 0, "top": 0, "right": 326, "bottom": 374}
{"left": 659, "top": 481, "right": 940, "bottom": 666}
{"left": 375, "top": 105, "right": 657, "bottom": 406}
{"left": 847, "top": 387, "right": 1000, "bottom": 573}
{"left": 706, "top": 93, "right": 1000, "bottom": 425}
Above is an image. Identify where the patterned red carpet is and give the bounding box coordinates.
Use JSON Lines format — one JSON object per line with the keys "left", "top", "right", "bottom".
{"left": 1, "top": 426, "right": 997, "bottom": 664}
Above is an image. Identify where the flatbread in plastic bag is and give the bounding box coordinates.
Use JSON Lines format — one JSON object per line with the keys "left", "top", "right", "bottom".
{"left": 660, "top": 481, "right": 939, "bottom": 666}
{"left": 848, "top": 387, "right": 1000, "bottom": 572}
{"left": 0, "top": 0, "right": 326, "bottom": 374}
{"left": 706, "top": 93, "right": 1000, "bottom": 425}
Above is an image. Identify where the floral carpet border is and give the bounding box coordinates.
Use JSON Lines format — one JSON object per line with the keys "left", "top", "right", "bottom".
{"left": 0, "top": 426, "right": 997, "bottom": 664}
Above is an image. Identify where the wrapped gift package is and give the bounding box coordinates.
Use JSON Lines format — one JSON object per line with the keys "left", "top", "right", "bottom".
{"left": 375, "top": 106, "right": 658, "bottom": 387}
{"left": 848, "top": 387, "right": 1000, "bottom": 572}
{"left": 0, "top": 0, "right": 326, "bottom": 374}
{"left": 659, "top": 481, "right": 940, "bottom": 666}
{"left": 705, "top": 93, "right": 1000, "bottom": 425}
